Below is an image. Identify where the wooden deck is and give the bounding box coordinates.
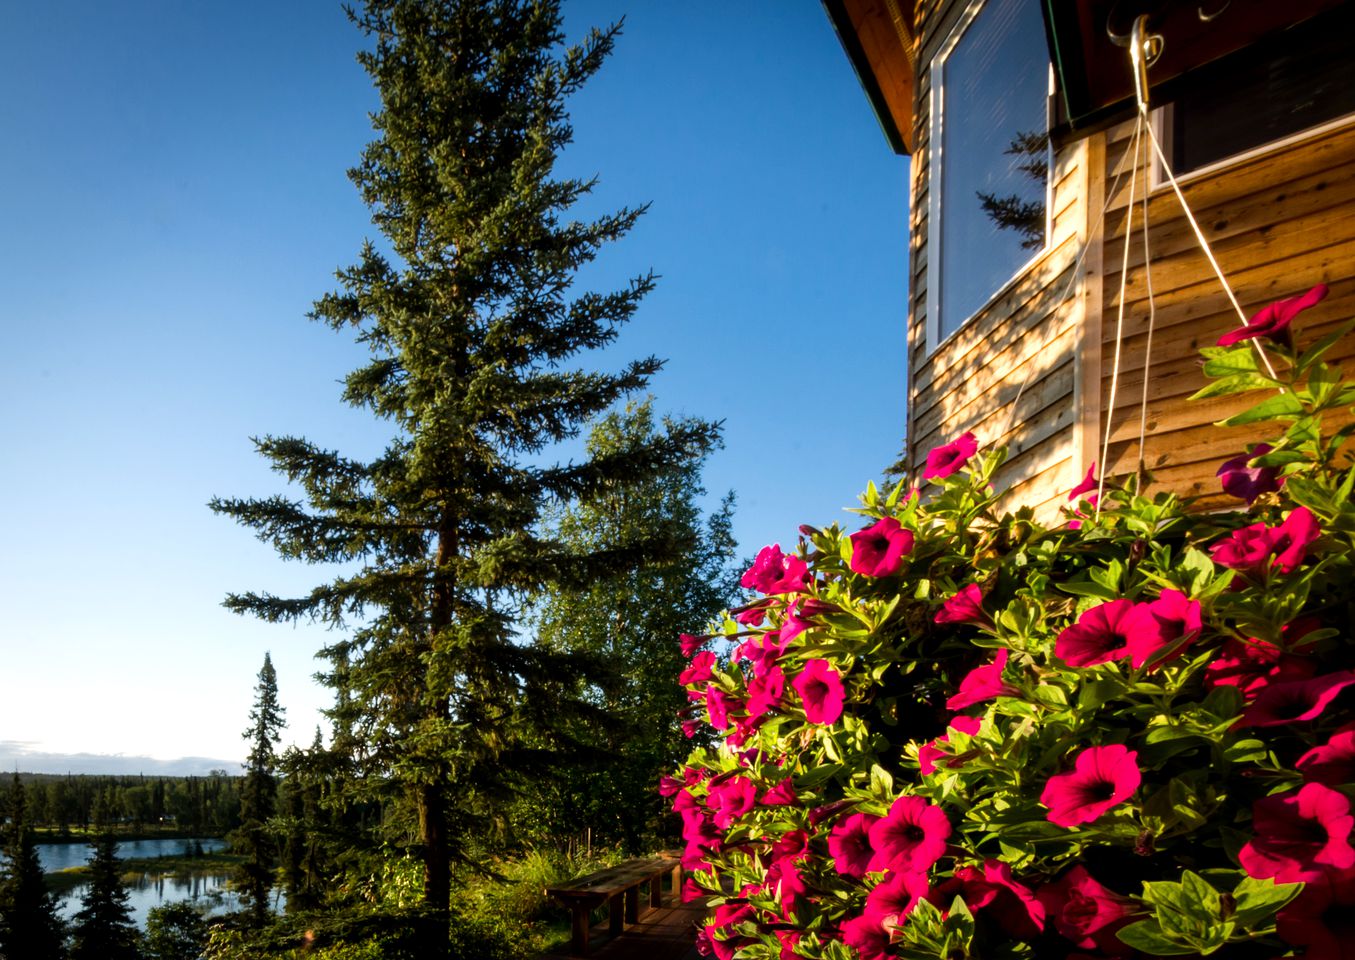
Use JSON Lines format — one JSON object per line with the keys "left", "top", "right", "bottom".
{"left": 537, "top": 898, "right": 706, "bottom": 960}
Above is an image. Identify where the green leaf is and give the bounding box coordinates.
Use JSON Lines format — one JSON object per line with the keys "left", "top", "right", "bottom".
{"left": 1217, "top": 392, "right": 1305, "bottom": 427}
{"left": 1190, "top": 373, "right": 1274, "bottom": 400}
{"left": 1201, "top": 345, "right": 1260, "bottom": 377}
{"left": 1296, "top": 316, "right": 1355, "bottom": 372}
{"left": 1231, "top": 876, "right": 1303, "bottom": 928}
{"left": 869, "top": 764, "right": 894, "bottom": 798}
{"left": 1116, "top": 920, "right": 1199, "bottom": 955}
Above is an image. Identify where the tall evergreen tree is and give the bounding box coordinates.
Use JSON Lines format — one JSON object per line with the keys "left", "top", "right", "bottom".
{"left": 210, "top": 0, "right": 719, "bottom": 920}
{"left": 528, "top": 400, "right": 738, "bottom": 849}
{"left": 0, "top": 774, "right": 65, "bottom": 960}
{"left": 69, "top": 801, "right": 139, "bottom": 960}
{"left": 234, "top": 652, "right": 284, "bottom": 924}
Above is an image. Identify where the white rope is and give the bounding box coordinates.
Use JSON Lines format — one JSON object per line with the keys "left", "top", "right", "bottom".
{"left": 1096, "top": 111, "right": 1145, "bottom": 514}
{"left": 1135, "top": 120, "right": 1158, "bottom": 485}
{"left": 1142, "top": 115, "right": 1282, "bottom": 382}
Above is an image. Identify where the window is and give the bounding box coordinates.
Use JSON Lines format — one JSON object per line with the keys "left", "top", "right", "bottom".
{"left": 1161, "top": 6, "right": 1355, "bottom": 176}
{"left": 928, "top": 0, "right": 1050, "bottom": 347}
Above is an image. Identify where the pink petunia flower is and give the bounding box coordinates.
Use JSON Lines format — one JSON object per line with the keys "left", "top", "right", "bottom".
{"left": 679, "top": 650, "right": 716, "bottom": 687}
{"left": 706, "top": 685, "right": 734, "bottom": 729}
{"left": 1124, "top": 588, "right": 1203, "bottom": 669}
{"left": 1240, "top": 782, "right": 1355, "bottom": 883}
{"left": 1218, "top": 283, "right": 1328, "bottom": 348}
{"left": 1205, "top": 628, "right": 1318, "bottom": 701}
{"left": 828, "top": 812, "right": 880, "bottom": 878}
{"left": 865, "top": 869, "right": 930, "bottom": 928}
{"left": 1067, "top": 463, "right": 1100, "bottom": 504}
{"left": 680, "top": 633, "right": 710, "bottom": 657}
{"left": 1272, "top": 506, "right": 1321, "bottom": 574}
{"left": 773, "top": 929, "right": 801, "bottom": 960}
{"left": 746, "top": 665, "right": 786, "bottom": 719}
{"left": 1218, "top": 443, "right": 1283, "bottom": 503}
{"left": 919, "top": 715, "right": 984, "bottom": 775}
{"left": 1036, "top": 865, "right": 1138, "bottom": 955}
{"left": 793, "top": 659, "right": 845, "bottom": 725}
{"left": 868, "top": 795, "right": 951, "bottom": 873}
{"left": 1211, "top": 522, "right": 1277, "bottom": 577}
{"left": 923, "top": 431, "right": 979, "bottom": 480}
{"left": 1041, "top": 745, "right": 1141, "bottom": 827}
{"left": 706, "top": 775, "right": 757, "bottom": 829}
{"left": 1055, "top": 600, "right": 1137, "bottom": 668}
{"left": 945, "top": 648, "right": 1015, "bottom": 710}
{"left": 849, "top": 517, "right": 916, "bottom": 578}
{"left": 760, "top": 778, "right": 798, "bottom": 806}
{"left": 1276, "top": 865, "right": 1355, "bottom": 959}
{"left": 971, "top": 861, "right": 1046, "bottom": 940}
{"left": 1239, "top": 671, "right": 1355, "bottom": 727}
{"left": 740, "top": 544, "right": 810, "bottom": 595}
{"left": 766, "top": 856, "right": 809, "bottom": 919}
{"left": 934, "top": 583, "right": 993, "bottom": 629}
{"left": 840, "top": 912, "right": 892, "bottom": 960}
{"left": 1298, "top": 723, "right": 1355, "bottom": 786}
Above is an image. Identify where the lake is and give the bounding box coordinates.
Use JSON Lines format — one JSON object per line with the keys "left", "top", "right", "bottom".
{"left": 37, "top": 838, "right": 255, "bottom": 928}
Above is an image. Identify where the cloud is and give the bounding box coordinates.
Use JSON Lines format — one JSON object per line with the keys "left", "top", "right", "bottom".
{"left": 0, "top": 741, "right": 239, "bottom": 777}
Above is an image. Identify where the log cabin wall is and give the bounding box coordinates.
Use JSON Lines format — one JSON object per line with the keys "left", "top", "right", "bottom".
{"left": 1093, "top": 116, "right": 1355, "bottom": 510}
{"left": 907, "top": 0, "right": 1092, "bottom": 519}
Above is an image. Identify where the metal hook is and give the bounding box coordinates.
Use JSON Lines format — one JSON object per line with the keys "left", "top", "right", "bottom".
{"left": 1199, "top": 1, "right": 1231, "bottom": 23}
{"left": 1129, "top": 14, "right": 1163, "bottom": 111}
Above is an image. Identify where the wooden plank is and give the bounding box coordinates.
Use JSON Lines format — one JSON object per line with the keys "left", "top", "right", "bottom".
{"left": 1074, "top": 132, "right": 1107, "bottom": 479}
{"left": 913, "top": 346, "right": 1074, "bottom": 448}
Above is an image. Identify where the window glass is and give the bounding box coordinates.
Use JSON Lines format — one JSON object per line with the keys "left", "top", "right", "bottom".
{"left": 1169, "top": 6, "right": 1355, "bottom": 174}
{"left": 934, "top": 0, "right": 1049, "bottom": 343}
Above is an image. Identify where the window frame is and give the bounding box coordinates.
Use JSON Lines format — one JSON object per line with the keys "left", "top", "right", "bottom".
{"left": 925, "top": 0, "right": 1053, "bottom": 356}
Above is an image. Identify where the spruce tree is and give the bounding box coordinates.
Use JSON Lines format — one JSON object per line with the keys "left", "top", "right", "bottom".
{"left": 210, "top": 0, "right": 719, "bottom": 918}
{"left": 0, "top": 774, "right": 66, "bottom": 960}
{"left": 69, "top": 810, "right": 139, "bottom": 960}
{"left": 234, "top": 651, "right": 284, "bottom": 925}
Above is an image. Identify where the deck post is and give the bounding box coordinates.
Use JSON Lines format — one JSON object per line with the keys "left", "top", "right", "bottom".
{"left": 670, "top": 863, "right": 682, "bottom": 901}
{"left": 609, "top": 892, "right": 625, "bottom": 936}
{"left": 649, "top": 873, "right": 662, "bottom": 908}
{"left": 571, "top": 905, "right": 591, "bottom": 956}
{"left": 625, "top": 885, "right": 640, "bottom": 923}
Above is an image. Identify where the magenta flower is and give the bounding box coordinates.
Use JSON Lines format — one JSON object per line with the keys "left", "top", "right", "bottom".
{"left": 923, "top": 431, "right": 978, "bottom": 480}
{"left": 793, "top": 658, "right": 845, "bottom": 725}
{"left": 865, "top": 869, "right": 930, "bottom": 928}
{"left": 1036, "top": 865, "right": 1138, "bottom": 954}
{"left": 1067, "top": 462, "right": 1099, "bottom": 504}
{"left": 707, "top": 775, "right": 757, "bottom": 829}
{"left": 1205, "top": 632, "right": 1317, "bottom": 701}
{"left": 972, "top": 861, "right": 1046, "bottom": 940}
{"left": 1273, "top": 506, "right": 1321, "bottom": 573}
{"left": 760, "top": 778, "right": 798, "bottom": 807}
{"left": 945, "top": 648, "right": 1015, "bottom": 710}
{"left": 849, "top": 516, "right": 915, "bottom": 578}
{"left": 868, "top": 795, "right": 951, "bottom": 873}
{"left": 1124, "top": 588, "right": 1203, "bottom": 669}
{"left": 1211, "top": 522, "right": 1276, "bottom": 577}
{"left": 1276, "top": 866, "right": 1355, "bottom": 959}
{"left": 934, "top": 583, "right": 993, "bottom": 629}
{"left": 706, "top": 685, "right": 734, "bottom": 729}
{"left": 828, "top": 812, "right": 880, "bottom": 878}
{"left": 679, "top": 650, "right": 715, "bottom": 687}
{"left": 1041, "top": 745, "right": 1141, "bottom": 827}
{"left": 1239, "top": 671, "right": 1355, "bottom": 727}
{"left": 1298, "top": 724, "right": 1355, "bottom": 786}
{"left": 919, "top": 715, "right": 983, "bottom": 775}
{"left": 1055, "top": 600, "right": 1136, "bottom": 668}
{"left": 746, "top": 665, "right": 786, "bottom": 719}
{"left": 766, "top": 856, "right": 809, "bottom": 919}
{"left": 840, "top": 912, "right": 892, "bottom": 960}
{"left": 679, "top": 633, "right": 709, "bottom": 657}
{"left": 1240, "top": 782, "right": 1355, "bottom": 883}
{"left": 1218, "top": 283, "right": 1327, "bottom": 347}
{"left": 1218, "top": 443, "right": 1283, "bottom": 503}
{"left": 740, "top": 544, "right": 810, "bottom": 595}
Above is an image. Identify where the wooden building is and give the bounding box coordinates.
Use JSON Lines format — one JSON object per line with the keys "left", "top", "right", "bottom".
{"left": 824, "top": 0, "right": 1355, "bottom": 514}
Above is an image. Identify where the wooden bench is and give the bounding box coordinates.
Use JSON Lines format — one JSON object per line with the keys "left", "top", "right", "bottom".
{"left": 546, "top": 854, "right": 683, "bottom": 955}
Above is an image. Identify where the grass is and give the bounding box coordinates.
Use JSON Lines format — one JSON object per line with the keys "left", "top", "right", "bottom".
{"left": 45, "top": 850, "right": 243, "bottom": 895}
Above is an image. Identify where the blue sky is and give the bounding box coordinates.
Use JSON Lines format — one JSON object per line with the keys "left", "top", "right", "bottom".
{"left": 0, "top": 1, "right": 908, "bottom": 771}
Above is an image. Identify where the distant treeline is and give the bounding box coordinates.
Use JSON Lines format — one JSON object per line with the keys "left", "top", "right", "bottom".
{"left": 0, "top": 772, "right": 241, "bottom": 836}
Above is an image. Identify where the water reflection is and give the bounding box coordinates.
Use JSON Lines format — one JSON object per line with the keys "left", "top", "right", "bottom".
{"left": 58, "top": 871, "right": 241, "bottom": 928}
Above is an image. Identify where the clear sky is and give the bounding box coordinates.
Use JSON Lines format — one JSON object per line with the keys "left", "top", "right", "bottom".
{"left": 0, "top": 1, "right": 908, "bottom": 773}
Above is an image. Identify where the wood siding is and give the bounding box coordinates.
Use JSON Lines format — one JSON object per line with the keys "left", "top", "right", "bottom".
{"left": 907, "top": 0, "right": 1089, "bottom": 515}
{"left": 1092, "top": 117, "right": 1355, "bottom": 510}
